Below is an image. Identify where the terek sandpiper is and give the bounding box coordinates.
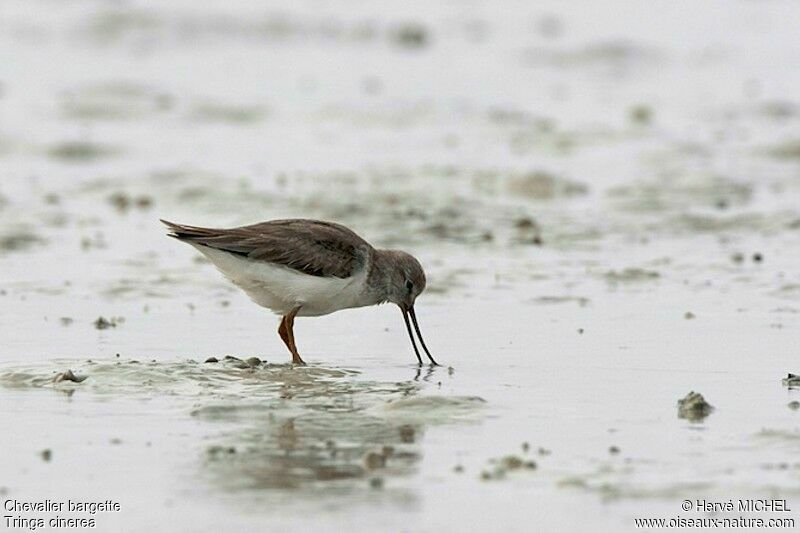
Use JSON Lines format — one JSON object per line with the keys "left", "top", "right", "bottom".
{"left": 161, "top": 219, "right": 438, "bottom": 366}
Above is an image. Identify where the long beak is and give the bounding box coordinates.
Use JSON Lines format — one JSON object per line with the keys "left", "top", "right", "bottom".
{"left": 408, "top": 305, "right": 439, "bottom": 366}
{"left": 401, "top": 307, "right": 423, "bottom": 365}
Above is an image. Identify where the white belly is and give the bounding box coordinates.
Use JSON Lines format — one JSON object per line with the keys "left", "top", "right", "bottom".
{"left": 192, "top": 244, "right": 370, "bottom": 316}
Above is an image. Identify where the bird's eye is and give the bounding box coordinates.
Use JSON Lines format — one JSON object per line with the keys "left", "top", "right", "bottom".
{"left": 405, "top": 280, "right": 413, "bottom": 292}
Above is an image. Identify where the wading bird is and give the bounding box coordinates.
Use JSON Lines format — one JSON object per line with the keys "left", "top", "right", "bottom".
{"left": 162, "top": 219, "right": 438, "bottom": 366}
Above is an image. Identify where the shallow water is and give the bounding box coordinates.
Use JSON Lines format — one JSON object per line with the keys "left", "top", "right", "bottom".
{"left": 2, "top": 0, "right": 800, "bottom": 531}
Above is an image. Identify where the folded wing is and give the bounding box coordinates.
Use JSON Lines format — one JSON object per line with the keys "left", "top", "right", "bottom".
{"left": 161, "top": 219, "right": 371, "bottom": 279}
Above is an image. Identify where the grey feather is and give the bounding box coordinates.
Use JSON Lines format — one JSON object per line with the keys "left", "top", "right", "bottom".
{"left": 161, "top": 219, "right": 371, "bottom": 278}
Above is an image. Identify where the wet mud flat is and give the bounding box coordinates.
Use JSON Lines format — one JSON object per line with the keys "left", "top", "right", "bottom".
{"left": 0, "top": 355, "right": 488, "bottom": 530}
{"left": 2, "top": 0, "right": 800, "bottom": 531}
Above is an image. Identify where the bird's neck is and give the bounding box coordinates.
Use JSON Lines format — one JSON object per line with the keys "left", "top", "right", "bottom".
{"left": 365, "top": 249, "right": 399, "bottom": 304}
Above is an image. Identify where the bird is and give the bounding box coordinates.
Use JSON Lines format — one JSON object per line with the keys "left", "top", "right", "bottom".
{"left": 161, "top": 218, "right": 438, "bottom": 366}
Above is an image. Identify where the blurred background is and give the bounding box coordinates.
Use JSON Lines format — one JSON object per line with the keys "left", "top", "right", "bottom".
{"left": 2, "top": 1, "right": 800, "bottom": 531}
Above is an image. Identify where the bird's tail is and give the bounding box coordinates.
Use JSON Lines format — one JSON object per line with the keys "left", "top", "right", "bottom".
{"left": 160, "top": 219, "right": 218, "bottom": 241}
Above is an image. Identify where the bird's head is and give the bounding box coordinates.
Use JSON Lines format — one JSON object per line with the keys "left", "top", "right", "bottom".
{"left": 384, "top": 251, "right": 427, "bottom": 309}
{"left": 378, "top": 250, "right": 437, "bottom": 365}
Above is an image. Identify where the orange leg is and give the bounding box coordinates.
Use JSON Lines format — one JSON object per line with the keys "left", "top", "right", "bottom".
{"left": 278, "top": 307, "right": 305, "bottom": 365}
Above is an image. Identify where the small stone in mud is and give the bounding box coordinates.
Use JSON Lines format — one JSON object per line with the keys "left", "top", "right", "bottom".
{"left": 684, "top": 311, "right": 695, "bottom": 320}
{"left": 399, "top": 425, "right": 415, "bottom": 443}
{"left": 108, "top": 192, "right": 154, "bottom": 211}
{"left": 629, "top": 104, "right": 653, "bottom": 125}
{"left": 93, "top": 316, "right": 119, "bottom": 330}
{"left": 752, "top": 252, "right": 763, "bottom": 263}
{"left": 391, "top": 22, "right": 429, "bottom": 49}
{"left": 501, "top": 456, "right": 524, "bottom": 470}
{"left": 59, "top": 317, "right": 73, "bottom": 326}
{"left": 578, "top": 328, "right": 584, "bottom": 334}
{"left": 521, "top": 441, "right": 530, "bottom": 453}
{"left": 605, "top": 268, "right": 659, "bottom": 283}
{"left": 207, "top": 445, "right": 236, "bottom": 457}
{"left": 364, "top": 452, "right": 386, "bottom": 470}
{"left": 731, "top": 252, "right": 745, "bottom": 263}
{"left": 453, "top": 464, "right": 464, "bottom": 473}
{"left": 537, "top": 447, "right": 551, "bottom": 456}
{"left": 369, "top": 477, "right": 384, "bottom": 489}
{"left": 135, "top": 195, "right": 153, "bottom": 209}
{"left": 204, "top": 357, "right": 219, "bottom": 363}
{"left": 110, "top": 438, "right": 122, "bottom": 445}
{"left": 480, "top": 470, "right": 492, "bottom": 481}
{"left": 788, "top": 401, "right": 800, "bottom": 410}
{"left": 677, "top": 391, "right": 714, "bottom": 421}
{"left": 53, "top": 369, "right": 87, "bottom": 383}
{"left": 609, "top": 446, "right": 620, "bottom": 455}
{"left": 108, "top": 192, "right": 130, "bottom": 211}
{"left": 782, "top": 374, "right": 800, "bottom": 387}
{"left": 40, "top": 449, "right": 52, "bottom": 462}
{"left": 43, "top": 193, "right": 61, "bottom": 205}
{"left": 48, "top": 141, "right": 115, "bottom": 161}
{"left": 514, "top": 217, "right": 538, "bottom": 230}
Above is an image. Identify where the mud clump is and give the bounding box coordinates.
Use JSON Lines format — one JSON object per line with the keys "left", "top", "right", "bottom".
{"left": 189, "top": 103, "right": 267, "bottom": 124}
{"left": 782, "top": 374, "right": 800, "bottom": 388}
{"left": 0, "top": 231, "right": 44, "bottom": 253}
{"left": 481, "top": 454, "right": 537, "bottom": 481}
{"left": 207, "top": 445, "right": 236, "bottom": 458}
{"left": 391, "top": 22, "right": 429, "bottom": 49}
{"left": 220, "top": 355, "right": 263, "bottom": 369}
{"left": 53, "top": 370, "right": 87, "bottom": 384}
{"left": 507, "top": 171, "right": 587, "bottom": 200}
{"left": 94, "top": 316, "right": 123, "bottom": 330}
{"left": 677, "top": 391, "right": 714, "bottom": 421}
{"left": 605, "top": 268, "right": 660, "bottom": 283}
{"left": 108, "top": 192, "right": 154, "bottom": 212}
{"left": 47, "top": 141, "right": 117, "bottom": 162}
{"left": 245, "top": 357, "right": 262, "bottom": 368}
{"left": 629, "top": 104, "right": 653, "bottom": 125}
{"left": 513, "top": 217, "right": 544, "bottom": 245}
{"left": 788, "top": 401, "right": 800, "bottom": 411}
{"left": 399, "top": 425, "right": 416, "bottom": 443}
{"left": 768, "top": 140, "right": 800, "bottom": 160}
{"left": 363, "top": 451, "right": 386, "bottom": 470}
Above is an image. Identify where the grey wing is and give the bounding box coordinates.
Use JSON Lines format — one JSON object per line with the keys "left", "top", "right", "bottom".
{"left": 161, "top": 219, "right": 371, "bottom": 278}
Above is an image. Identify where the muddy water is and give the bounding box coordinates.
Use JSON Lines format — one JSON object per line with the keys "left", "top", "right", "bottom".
{"left": 2, "top": 0, "right": 800, "bottom": 531}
